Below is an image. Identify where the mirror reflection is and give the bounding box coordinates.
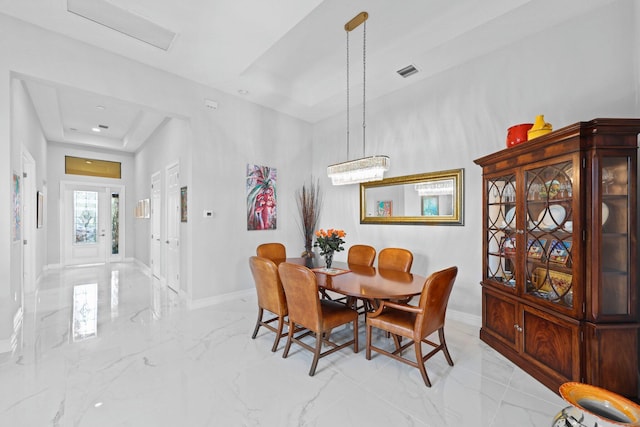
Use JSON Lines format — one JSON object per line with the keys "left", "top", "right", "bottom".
{"left": 360, "top": 169, "right": 464, "bottom": 225}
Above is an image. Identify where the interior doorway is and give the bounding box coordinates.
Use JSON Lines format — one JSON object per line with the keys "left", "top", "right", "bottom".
{"left": 150, "top": 171, "right": 163, "bottom": 281}
{"left": 165, "top": 163, "right": 180, "bottom": 293}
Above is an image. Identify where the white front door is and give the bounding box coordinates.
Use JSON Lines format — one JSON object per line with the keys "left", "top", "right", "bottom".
{"left": 62, "top": 183, "right": 124, "bottom": 266}
{"left": 150, "top": 172, "right": 163, "bottom": 281}
{"left": 165, "top": 164, "right": 180, "bottom": 292}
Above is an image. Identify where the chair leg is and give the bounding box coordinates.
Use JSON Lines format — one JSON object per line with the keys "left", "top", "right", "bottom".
{"left": 282, "top": 320, "right": 295, "bottom": 359}
{"left": 439, "top": 327, "right": 454, "bottom": 366}
{"left": 309, "top": 333, "right": 323, "bottom": 376}
{"left": 271, "top": 314, "right": 285, "bottom": 352}
{"left": 392, "top": 334, "right": 402, "bottom": 352}
{"left": 352, "top": 318, "right": 359, "bottom": 353}
{"left": 251, "top": 307, "right": 263, "bottom": 339}
{"left": 414, "top": 342, "right": 432, "bottom": 387}
{"left": 365, "top": 324, "right": 372, "bottom": 360}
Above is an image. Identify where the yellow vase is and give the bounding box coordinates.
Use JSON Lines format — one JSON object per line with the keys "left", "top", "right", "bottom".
{"left": 528, "top": 114, "right": 553, "bottom": 140}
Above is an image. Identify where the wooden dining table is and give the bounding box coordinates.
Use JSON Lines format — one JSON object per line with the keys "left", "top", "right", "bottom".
{"left": 283, "top": 258, "right": 427, "bottom": 303}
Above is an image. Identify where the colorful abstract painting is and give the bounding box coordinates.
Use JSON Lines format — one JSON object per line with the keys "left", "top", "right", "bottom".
{"left": 246, "top": 164, "right": 277, "bottom": 230}
{"left": 12, "top": 172, "right": 21, "bottom": 241}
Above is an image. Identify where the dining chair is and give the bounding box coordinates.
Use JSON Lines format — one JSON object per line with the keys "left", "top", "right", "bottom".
{"left": 344, "top": 244, "right": 377, "bottom": 312}
{"left": 347, "top": 244, "right": 376, "bottom": 267}
{"left": 248, "top": 256, "right": 290, "bottom": 352}
{"left": 256, "top": 242, "right": 286, "bottom": 261}
{"left": 365, "top": 266, "right": 458, "bottom": 387}
{"left": 278, "top": 262, "right": 359, "bottom": 376}
{"left": 378, "top": 247, "right": 413, "bottom": 273}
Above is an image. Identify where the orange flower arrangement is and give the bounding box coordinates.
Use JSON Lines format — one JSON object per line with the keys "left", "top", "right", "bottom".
{"left": 314, "top": 228, "right": 346, "bottom": 256}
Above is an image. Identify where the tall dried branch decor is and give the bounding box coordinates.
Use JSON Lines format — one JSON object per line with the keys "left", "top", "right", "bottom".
{"left": 296, "top": 178, "right": 322, "bottom": 258}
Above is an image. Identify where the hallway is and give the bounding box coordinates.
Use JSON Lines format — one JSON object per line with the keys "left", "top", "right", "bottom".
{"left": 0, "top": 263, "right": 565, "bottom": 426}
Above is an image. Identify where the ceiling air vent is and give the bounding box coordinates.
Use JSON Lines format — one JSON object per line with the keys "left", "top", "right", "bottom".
{"left": 67, "top": 0, "right": 177, "bottom": 51}
{"left": 397, "top": 64, "right": 419, "bottom": 78}
{"left": 98, "top": 124, "right": 109, "bottom": 129}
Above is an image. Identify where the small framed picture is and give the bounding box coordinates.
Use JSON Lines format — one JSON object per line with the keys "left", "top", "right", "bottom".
{"left": 421, "top": 195, "right": 439, "bottom": 216}
{"left": 36, "top": 191, "right": 44, "bottom": 228}
{"left": 527, "top": 238, "right": 547, "bottom": 260}
{"left": 180, "top": 186, "right": 188, "bottom": 222}
{"left": 548, "top": 239, "right": 572, "bottom": 265}
{"left": 376, "top": 200, "right": 392, "bottom": 217}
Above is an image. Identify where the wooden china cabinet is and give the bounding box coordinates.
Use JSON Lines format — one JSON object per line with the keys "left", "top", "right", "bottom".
{"left": 474, "top": 118, "right": 640, "bottom": 400}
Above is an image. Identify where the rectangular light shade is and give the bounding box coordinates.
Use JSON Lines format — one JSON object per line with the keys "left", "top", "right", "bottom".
{"left": 67, "top": 0, "right": 176, "bottom": 50}
{"left": 327, "top": 156, "right": 390, "bottom": 186}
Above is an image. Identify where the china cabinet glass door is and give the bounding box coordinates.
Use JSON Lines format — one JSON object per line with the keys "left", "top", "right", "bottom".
{"left": 485, "top": 174, "right": 518, "bottom": 289}
{"left": 598, "top": 156, "right": 632, "bottom": 318}
{"left": 524, "top": 160, "right": 575, "bottom": 309}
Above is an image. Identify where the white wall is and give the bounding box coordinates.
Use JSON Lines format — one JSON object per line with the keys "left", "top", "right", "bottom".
{"left": 1, "top": 77, "right": 49, "bottom": 348}
{"left": 310, "top": 1, "right": 640, "bottom": 319}
{"left": 12, "top": 79, "right": 48, "bottom": 276}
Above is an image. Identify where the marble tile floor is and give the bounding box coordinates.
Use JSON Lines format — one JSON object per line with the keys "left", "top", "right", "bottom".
{"left": 0, "top": 262, "right": 567, "bottom": 426}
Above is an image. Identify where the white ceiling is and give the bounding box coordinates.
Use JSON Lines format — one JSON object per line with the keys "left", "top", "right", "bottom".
{"left": 1, "top": 0, "right": 615, "bottom": 152}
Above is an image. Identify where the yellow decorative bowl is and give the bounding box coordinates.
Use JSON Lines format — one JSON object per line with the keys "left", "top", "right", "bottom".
{"left": 528, "top": 128, "right": 552, "bottom": 139}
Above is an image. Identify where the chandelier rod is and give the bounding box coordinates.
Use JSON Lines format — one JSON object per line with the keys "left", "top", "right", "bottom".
{"left": 362, "top": 20, "right": 366, "bottom": 158}
{"left": 344, "top": 11, "right": 368, "bottom": 162}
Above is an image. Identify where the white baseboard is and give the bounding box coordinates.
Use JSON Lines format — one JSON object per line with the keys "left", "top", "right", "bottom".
{"left": 447, "top": 309, "right": 481, "bottom": 328}
{"left": 132, "top": 258, "right": 151, "bottom": 276}
{"left": 188, "top": 288, "right": 254, "bottom": 310}
{"left": 185, "top": 289, "right": 482, "bottom": 329}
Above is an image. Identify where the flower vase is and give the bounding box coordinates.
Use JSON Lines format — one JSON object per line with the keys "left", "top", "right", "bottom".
{"left": 324, "top": 251, "right": 334, "bottom": 269}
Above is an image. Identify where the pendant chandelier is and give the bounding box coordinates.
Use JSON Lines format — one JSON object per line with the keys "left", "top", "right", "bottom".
{"left": 327, "top": 11, "right": 390, "bottom": 186}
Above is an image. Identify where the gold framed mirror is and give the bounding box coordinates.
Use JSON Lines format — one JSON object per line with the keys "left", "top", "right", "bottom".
{"left": 360, "top": 169, "right": 464, "bottom": 225}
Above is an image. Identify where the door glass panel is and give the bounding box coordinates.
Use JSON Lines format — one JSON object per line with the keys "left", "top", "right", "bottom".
{"left": 111, "top": 192, "right": 119, "bottom": 255}
{"left": 486, "top": 174, "right": 517, "bottom": 288}
{"left": 524, "top": 161, "right": 574, "bottom": 307}
{"left": 74, "top": 191, "right": 98, "bottom": 245}
{"left": 601, "top": 157, "right": 630, "bottom": 315}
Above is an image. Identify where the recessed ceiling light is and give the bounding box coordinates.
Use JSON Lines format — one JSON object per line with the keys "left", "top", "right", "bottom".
{"left": 238, "top": 89, "right": 249, "bottom": 95}
{"left": 91, "top": 127, "right": 101, "bottom": 132}
{"left": 96, "top": 105, "right": 105, "bottom": 110}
